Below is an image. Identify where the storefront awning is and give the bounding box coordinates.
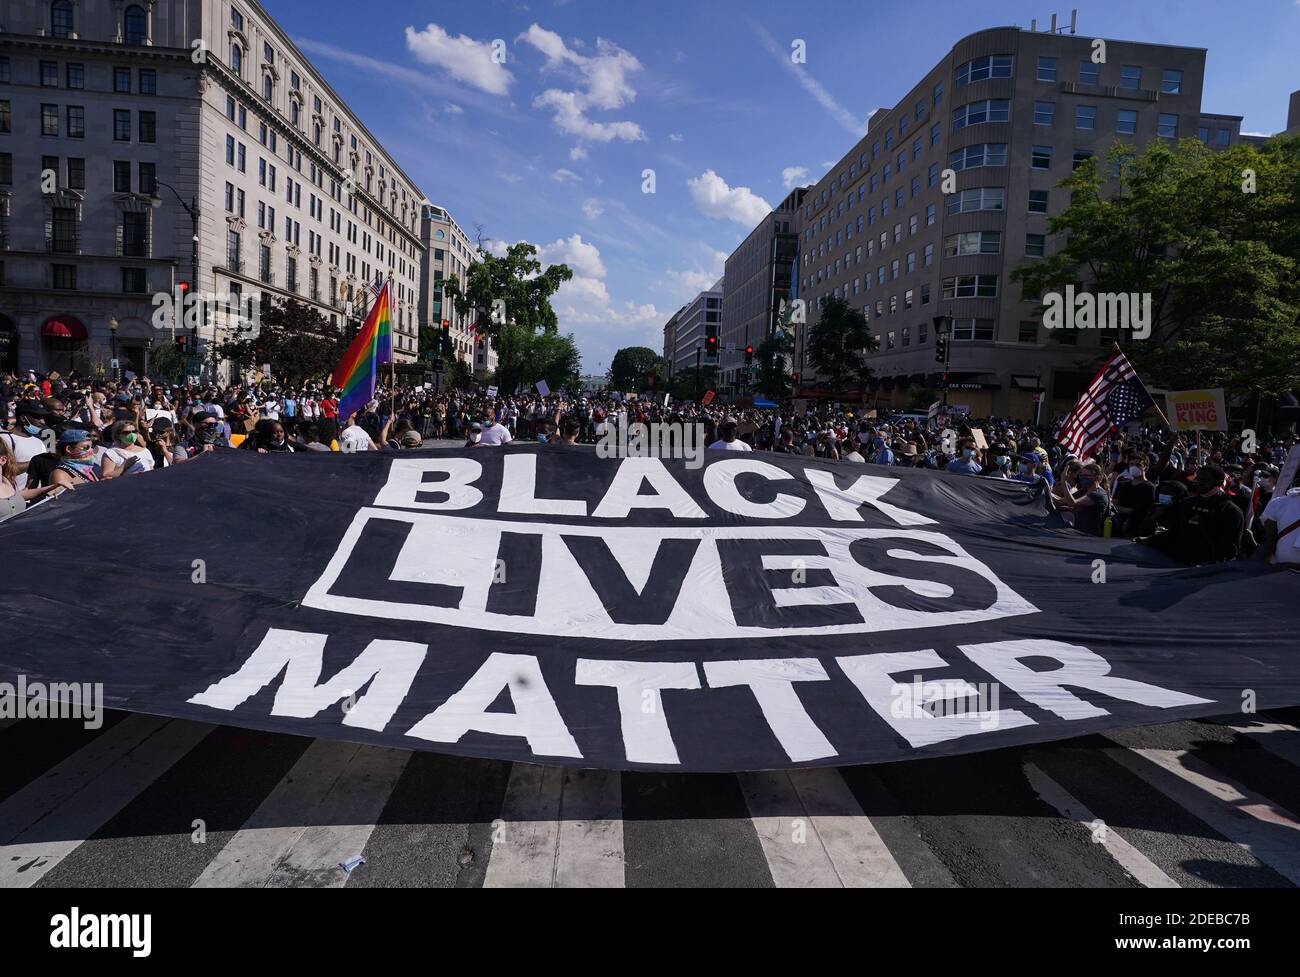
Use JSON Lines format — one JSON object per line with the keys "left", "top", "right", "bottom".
{"left": 1011, "top": 374, "right": 1044, "bottom": 390}
{"left": 41, "top": 316, "right": 87, "bottom": 341}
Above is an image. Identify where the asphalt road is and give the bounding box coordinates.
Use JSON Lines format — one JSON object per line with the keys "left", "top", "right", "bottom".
{"left": 2, "top": 707, "right": 1299, "bottom": 888}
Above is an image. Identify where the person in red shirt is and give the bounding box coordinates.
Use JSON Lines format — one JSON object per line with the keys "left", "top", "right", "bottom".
{"left": 319, "top": 393, "right": 339, "bottom": 444}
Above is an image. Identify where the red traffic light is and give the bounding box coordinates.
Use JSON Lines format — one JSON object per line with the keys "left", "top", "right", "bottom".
{"left": 745, "top": 345, "right": 753, "bottom": 355}
{"left": 441, "top": 320, "right": 449, "bottom": 329}
{"left": 177, "top": 281, "right": 190, "bottom": 292}
{"left": 707, "top": 335, "right": 717, "bottom": 346}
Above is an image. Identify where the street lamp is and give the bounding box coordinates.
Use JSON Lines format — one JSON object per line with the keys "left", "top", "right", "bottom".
{"left": 109, "top": 317, "right": 119, "bottom": 379}
{"left": 151, "top": 180, "right": 201, "bottom": 376}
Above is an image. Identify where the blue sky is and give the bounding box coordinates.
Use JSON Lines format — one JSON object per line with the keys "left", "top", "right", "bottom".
{"left": 267, "top": 0, "right": 1300, "bottom": 375}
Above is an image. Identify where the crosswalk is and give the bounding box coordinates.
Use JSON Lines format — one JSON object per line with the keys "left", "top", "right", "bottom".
{"left": 2, "top": 709, "right": 1299, "bottom": 888}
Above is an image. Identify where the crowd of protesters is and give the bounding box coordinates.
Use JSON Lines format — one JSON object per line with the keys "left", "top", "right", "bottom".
{"left": 3, "top": 368, "right": 1297, "bottom": 568}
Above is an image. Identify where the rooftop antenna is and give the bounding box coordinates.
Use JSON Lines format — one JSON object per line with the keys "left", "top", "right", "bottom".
{"left": 1070, "top": 8, "right": 1078, "bottom": 34}
{"left": 1050, "top": 13, "right": 1058, "bottom": 33}
{"left": 1031, "top": 17, "right": 1037, "bottom": 31}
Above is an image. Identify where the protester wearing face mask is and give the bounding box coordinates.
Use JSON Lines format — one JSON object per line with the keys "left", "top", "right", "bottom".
{"left": 186, "top": 410, "right": 230, "bottom": 456}
{"left": 1, "top": 403, "right": 53, "bottom": 491}
{"left": 946, "top": 438, "right": 983, "bottom": 475}
{"left": 1143, "top": 464, "right": 1244, "bottom": 565}
{"left": 465, "top": 421, "right": 486, "bottom": 447}
{"left": 1071, "top": 462, "right": 1113, "bottom": 536}
{"left": 51, "top": 429, "right": 122, "bottom": 490}
{"left": 100, "top": 419, "right": 155, "bottom": 474}
{"left": 1011, "top": 452, "right": 1054, "bottom": 487}
{"left": 1112, "top": 454, "right": 1155, "bottom": 537}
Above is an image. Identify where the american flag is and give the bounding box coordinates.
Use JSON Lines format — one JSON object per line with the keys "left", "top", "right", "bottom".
{"left": 365, "top": 274, "right": 385, "bottom": 300}
{"left": 1056, "top": 348, "right": 1155, "bottom": 460}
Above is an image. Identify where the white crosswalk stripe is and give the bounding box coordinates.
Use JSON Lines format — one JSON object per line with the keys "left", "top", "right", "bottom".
{"left": 483, "top": 764, "right": 624, "bottom": 888}
{"left": 739, "top": 768, "right": 909, "bottom": 887}
{"left": 1103, "top": 742, "right": 1300, "bottom": 886}
{"left": 193, "top": 739, "right": 410, "bottom": 888}
{"left": 5, "top": 711, "right": 1300, "bottom": 888}
{"left": 0, "top": 715, "right": 215, "bottom": 888}
{"left": 1022, "top": 760, "right": 1179, "bottom": 888}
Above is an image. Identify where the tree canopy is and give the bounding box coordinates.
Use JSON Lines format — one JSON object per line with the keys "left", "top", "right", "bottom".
{"left": 806, "top": 296, "right": 878, "bottom": 395}
{"left": 607, "top": 346, "right": 664, "bottom": 392}
{"left": 215, "top": 297, "right": 346, "bottom": 387}
{"left": 1011, "top": 136, "right": 1300, "bottom": 397}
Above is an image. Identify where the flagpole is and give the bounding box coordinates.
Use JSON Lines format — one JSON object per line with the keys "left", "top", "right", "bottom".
{"left": 388, "top": 275, "right": 396, "bottom": 425}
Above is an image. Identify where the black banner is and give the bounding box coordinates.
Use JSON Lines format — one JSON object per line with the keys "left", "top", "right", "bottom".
{"left": 2, "top": 445, "right": 1296, "bottom": 771}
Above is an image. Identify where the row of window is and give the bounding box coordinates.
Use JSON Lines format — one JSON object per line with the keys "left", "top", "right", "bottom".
{"left": 42, "top": 2, "right": 149, "bottom": 44}
{"left": 7, "top": 101, "right": 158, "bottom": 142}
{"left": 44, "top": 265, "right": 153, "bottom": 293}
{"left": 1035, "top": 56, "right": 1183, "bottom": 94}
{"left": 27, "top": 60, "right": 157, "bottom": 95}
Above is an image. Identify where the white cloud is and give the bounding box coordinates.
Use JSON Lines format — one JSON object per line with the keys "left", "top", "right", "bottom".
{"left": 669, "top": 132, "right": 684, "bottom": 143}
{"left": 552, "top": 167, "right": 582, "bottom": 183}
{"left": 405, "top": 24, "right": 514, "bottom": 96}
{"left": 538, "top": 233, "right": 606, "bottom": 279}
{"left": 582, "top": 198, "right": 604, "bottom": 219}
{"left": 752, "top": 23, "right": 866, "bottom": 137}
{"left": 687, "top": 170, "right": 772, "bottom": 226}
{"left": 569, "top": 145, "right": 588, "bottom": 160}
{"left": 782, "top": 165, "right": 809, "bottom": 188}
{"left": 499, "top": 172, "right": 523, "bottom": 184}
{"left": 443, "top": 103, "right": 464, "bottom": 114}
{"left": 519, "top": 24, "right": 646, "bottom": 143}
{"left": 666, "top": 249, "right": 728, "bottom": 301}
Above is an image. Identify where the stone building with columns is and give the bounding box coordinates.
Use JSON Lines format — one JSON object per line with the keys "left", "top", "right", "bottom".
{"left": 1, "top": 0, "right": 425, "bottom": 380}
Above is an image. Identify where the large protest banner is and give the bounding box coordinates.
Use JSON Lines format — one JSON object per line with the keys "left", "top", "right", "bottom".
{"left": 1, "top": 446, "right": 1297, "bottom": 772}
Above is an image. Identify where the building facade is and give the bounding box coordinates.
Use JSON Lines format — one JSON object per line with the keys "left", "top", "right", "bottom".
{"left": 794, "top": 25, "right": 1255, "bottom": 419}
{"left": 717, "top": 186, "right": 805, "bottom": 393}
{"left": 1, "top": 0, "right": 425, "bottom": 379}
{"left": 419, "top": 201, "right": 494, "bottom": 377}
{"left": 669, "top": 279, "right": 722, "bottom": 378}
{"left": 661, "top": 304, "right": 680, "bottom": 379}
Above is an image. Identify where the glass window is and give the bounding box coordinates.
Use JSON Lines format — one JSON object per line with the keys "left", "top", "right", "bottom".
{"left": 1196, "top": 126, "right": 1210, "bottom": 144}
{"left": 1076, "top": 105, "right": 1096, "bottom": 129}
{"left": 925, "top": 203, "right": 936, "bottom": 226}
{"left": 1036, "top": 57, "right": 1057, "bottom": 82}
{"left": 139, "top": 162, "right": 155, "bottom": 195}
{"left": 946, "top": 187, "right": 1005, "bottom": 215}
{"left": 41, "top": 61, "right": 58, "bottom": 87}
{"left": 231, "top": 7, "right": 245, "bottom": 31}
{"left": 124, "top": 5, "right": 148, "bottom": 45}
{"left": 42, "top": 103, "right": 59, "bottom": 136}
{"left": 66, "top": 105, "right": 84, "bottom": 138}
{"left": 1073, "top": 150, "right": 1093, "bottom": 169}
{"left": 952, "top": 99, "right": 1009, "bottom": 130}
{"left": 1158, "top": 113, "right": 1178, "bottom": 138}
{"left": 139, "top": 111, "right": 156, "bottom": 143}
{"left": 1018, "top": 321, "right": 1039, "bottom": 343}
{"left": 930, "top": 122, "right": 941, "bottom": 146}
{"left": 933, "top": 81, "right": 942, "bottom": 105}
{"left": 114, "top": 160, "right": 132, "bottom": 192}
{"left": 0, "top": 57, "right": 10, "bottom": 83}
{"left": 1116, "top": 110, "right": 1138, "bottom": 135}
{"left": 1034, "top": 101, "right": 1054, "bottom": 126}
{"left": 51, "top": 0, "right": 75, "bottom": 38}
{"left": 231, "top": 44, "right": 243, "bottom": 76}
{"left": 1028, "top": 190, "right": 1049, "bottom": 214}
{"left": 67, "top": 157, "right": 85, "bottom": 189}
{"left": 955, "top": 54, "right": 1013, "bottom": 87}
{"left": 139, "top": 69, "right": 156, "bottom": 94}
{"left": 114, "top": 66, "right": 131, "bottom": 92}
{"left": 1161, "top": 69, "right": 1183, "bottom": 94}
{"left": 1215, "top": 128, "right": 1231, "bottom": 147}
{"left": 67, "top": 63, "right": 84, "bottom": 89}
{"left": 1078, "top": 62, "right": 1099, "bottom": 85}
{"left": 1031, "top": 145, "right": 1052, "bottom": 169}
{"left": 1025, "top": 234, "right": 1046, "bottom": 257}
{"left": 1120, "top": 65, "right": 1142, "bottom": 89}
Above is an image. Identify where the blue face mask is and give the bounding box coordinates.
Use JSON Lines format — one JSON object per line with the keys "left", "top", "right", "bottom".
{"left": 1157, "top": 494, "right": 1174, "bottom": 506}
{"left": 962, "top": 448, "right": 975, "bottom": 458}
{"left": 24, "top": 424, "right": 41, "bottom": 436}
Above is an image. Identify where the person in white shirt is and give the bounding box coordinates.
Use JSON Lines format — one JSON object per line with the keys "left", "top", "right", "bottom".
{"left": 478, "top": 414, "right": 513, "bottom": 446}
{"left": 1256, "top": 480, "right": 1300, "bottom": 566}
{"left": 2, "top": 403, "right": 53, "bottom": 491}
{"left": 708, "top": 419, "right": 753, "bottom": 451}
{"left": 339, "top": 416, "right": 378, "bottom": 452}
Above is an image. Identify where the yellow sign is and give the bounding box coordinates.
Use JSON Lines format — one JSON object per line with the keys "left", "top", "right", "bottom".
{"left": 1165, "top": 388, "right": 1227, "bottom": 432}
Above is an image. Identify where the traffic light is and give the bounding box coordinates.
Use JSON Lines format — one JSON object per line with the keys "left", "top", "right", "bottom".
{"left": 934, "top": 338, "right": 947, "bottom": 364}
{"left": 744, "top": 345, "right": 754, "bottom": 365}
{"left": 175, "top": 334, "right": 188, "bottom": 353}
{"left": 705, "top": 323, "right": 718, "bottom": 358}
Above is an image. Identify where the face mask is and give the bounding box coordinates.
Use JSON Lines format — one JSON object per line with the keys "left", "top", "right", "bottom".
{"left": 121, "top": 433, "right": 138, "bottom": 446}
{"left": 1127, "top": 465, "right": 1143, "bottom": 479}
{"left": 66, "top": 446, "right": 94, "bottom": 461}
{"left": 1157, "top": 494, "right": 1174, "bottom": 506}
{"left": 23, "top": 424, "right": 41, "bottom": 437}
{"left": 995, "top": 455, "right": 1009, "bottom": 467}
{"left": 962, "top": 448, "right": 975, "bottom": 459}
{"left": 198, "top": 427, "right": 220, "bottom": 443}
{"left": 469, "top": 433, "right": 482, "bottom": 443}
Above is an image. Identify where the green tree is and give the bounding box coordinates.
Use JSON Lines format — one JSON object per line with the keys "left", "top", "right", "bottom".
{"left": 215, "top": 297, "right": 347, "bottom": 387}
{"left": 754, "top": 328, "right": 794, "bottom": 400}
{"left": 443, "top": 242, "right": 573, "bottom": 394}
{"left": 493, "top": 323, "right": 582, "bottom": 393}
{"left": 1011, "top": 137, "right": 1300, "bottom": 398}
{"left": 806, "top": 296, "right": 878, "bottom": 396}
{"left": 667, "top": 364, "right": 717, "bottom": 403}
{"left": 607, "top": 346, "right": 664, "bottom": 392}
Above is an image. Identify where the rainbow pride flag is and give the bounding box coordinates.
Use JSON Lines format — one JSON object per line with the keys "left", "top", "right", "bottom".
{"left": 331, "top": 281, "right": 392, "bottom": 423}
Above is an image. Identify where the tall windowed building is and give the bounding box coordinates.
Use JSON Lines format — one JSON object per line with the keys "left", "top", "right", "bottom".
{"left": 793, "top": 25, "right": 1254, "bottom": 417}
{"left": 718, "top": 186, "right": 805, "bottom": 393}
{"left": 1, "top": 1, "right": 425, "bottom": 377}
{"left": 419, "top": 202, "right": 494, "bottom": 377}
{"left": 670, "top": 281, "right": 723, "bottom": 378}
